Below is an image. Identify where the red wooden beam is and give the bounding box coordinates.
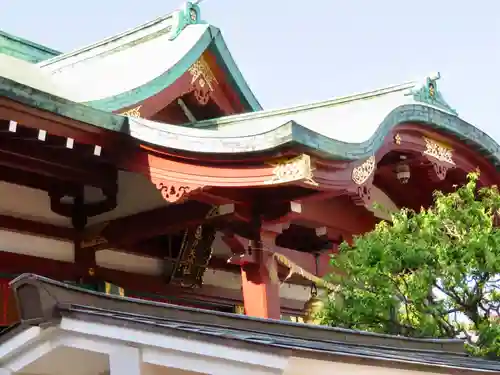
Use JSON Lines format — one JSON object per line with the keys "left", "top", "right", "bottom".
{"left": 0, "top": 208, "right": 338, "bottom": 289}
{"left": 0, "top": 251, "right": 303, "bottom": 313}
{"left": 0, "top": 138, "right": 117, "bottom": 190}
{"left": 0, "top": 214, "right": 74, "bottom": 241}
{"left": 285, "top": 197, "right": 377, "bottom": 235}
{"left": 222, "top": 234, "right": 280, "bottom": 319}
{"left": 99, "top": 202, "right": 236, "bottom": 245}
{"left": 0, "top": 97, "right": 123, "bottom": 148}
{"left": 0, "top": 165, "right": 73, "bottom": 192}
{"left": 0, "top": 212, "right": 246, "bottom": 279}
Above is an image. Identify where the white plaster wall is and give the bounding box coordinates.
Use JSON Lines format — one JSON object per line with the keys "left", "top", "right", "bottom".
{"left": 0, "top": 181, "right": 71, "bottom": 226}
{"left": 0, "top": 229, "right": 74, "bottom": 262}
{"left": 96, "top": 249, "right": 310, "bottom": 305}
{"left": 0, "top": 223, "right": 313, "bottom": 307}
{"left": 88, "top": 171, "right": 169, "bottom": 225}
{"left": 0, "top": 171, "right": 171, "bottom": 227}
{"left": 96, "top": 250, "right": 163, "bottom": 276}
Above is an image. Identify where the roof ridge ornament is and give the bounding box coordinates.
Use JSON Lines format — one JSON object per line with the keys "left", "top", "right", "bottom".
{"left": 169, "top": 1, "right": 204, "bottom": 41}
{"left": 405, "top": 72, "right": 458, "bottom": 116}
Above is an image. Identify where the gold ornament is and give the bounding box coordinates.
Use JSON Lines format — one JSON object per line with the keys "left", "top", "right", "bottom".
{"left": 303, "top": 284, "right": 324, "bottom": 325}
{"left": 188, "top": 56, "right": 218, "bottom": 92}
{"left": 351, "top": 156, "right": 376, "bottom": 185}
{"left": 394, "top": 133, "right": 402, "bottom": 145}
{"left": 120, "top": 105, "right": 142, "bottom": 118}
{"left": 423, "top": 137, "right": 454, "bottom": 164}
{"left": 265, "top": 154, "right": 317, "bottom": 186}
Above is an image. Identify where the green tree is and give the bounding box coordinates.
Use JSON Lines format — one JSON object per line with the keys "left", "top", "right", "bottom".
{"left": 320, "top": 173, "right": 500, "bottom": 358}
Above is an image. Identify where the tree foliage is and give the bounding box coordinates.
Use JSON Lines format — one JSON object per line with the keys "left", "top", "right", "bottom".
{"left": 320, "top": 173, "right": 500, "bottom": 358}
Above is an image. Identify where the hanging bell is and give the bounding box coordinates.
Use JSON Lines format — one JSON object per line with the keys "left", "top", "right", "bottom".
{"left": 303, "top": 283, "right": 324, "bottom": 324}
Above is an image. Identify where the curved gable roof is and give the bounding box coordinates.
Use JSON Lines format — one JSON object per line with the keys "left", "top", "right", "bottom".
{"left": 0, "top": 2, "right": 261, "bottom": 113}
{"left": 126, "top": 73, "right": 500, "bottom": 166}
{"left": 36, "top": 2, "right": 261, "bottom": 112}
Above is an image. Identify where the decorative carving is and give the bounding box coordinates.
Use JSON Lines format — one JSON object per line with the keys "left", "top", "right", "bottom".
{"left": 265, "top": 154, "right": 318, "bottom": 186}
{"left": 169, "top": 2, "right": 202, "bottom": 41}
{"left": 189, "top": 56, "right": 218, "bottom": 93}
{"left": 350, "top": 185, "right": 373, "bottom": 206}
{"left": 155, "top": 181, "right": 200, "bottom": 203}
{"left": 404, "top": 72, "right": 458, "bottom": 116}
{"left": 188, "top": 56, "right": 217, "bottom": 106}
{"left": 193, "top": 87, "right": 210, "bottom": 105}
{"left": 429, "top": 163, "right": 449, "bottom": 181}
{"left": 351, "top": 156, "right": 376, "bottom": 185}
{"left": 428, "top": 81, "right": 435, "bottom": 98}
{"left": 423, "top": 137, "right": 455, "bottom": 165}
{"left": 189, "top": 7, "right": 198, "bottom": 22}
{"left": 394, "top": 133, "right": 402, "bottom": 145}
{"left": 120, "top": 105, "right": 142, "bottom": 118}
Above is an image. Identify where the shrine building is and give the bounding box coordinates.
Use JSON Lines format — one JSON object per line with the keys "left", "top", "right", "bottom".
{"left": 0, "top": 4, "right": 499, "bottom": 372}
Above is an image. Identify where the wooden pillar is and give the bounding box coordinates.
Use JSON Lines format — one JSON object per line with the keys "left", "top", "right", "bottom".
{"left": 223, "top": 234, "right": 281, "bottom": 319}
{"left": 72, "top": 189, "right": 97, "bottom": 284}
{"left": 240, "top": 239, "right": 281, "bottom": 320}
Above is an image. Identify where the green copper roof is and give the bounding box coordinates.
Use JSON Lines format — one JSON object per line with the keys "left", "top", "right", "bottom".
{"left": 35, "top": 1, "right": 260, "bottom": 112}
{"left": 0, "top": 31, "right": 61, "bottom": 63}
{"left": 0, "top": 70, "right": 499, "bottom": 169}
{"left": 0, "top": 2, "right": 260, "bottom": 113}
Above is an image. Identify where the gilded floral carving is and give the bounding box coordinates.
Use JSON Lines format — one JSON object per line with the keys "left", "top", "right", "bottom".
{"left": 394, "top": 133, "right": 402, "bottom": 145}
{"left": 351, "top": 156, "right": 376, "bottom": 185}
{"left": 351, "top": 185, "right": 373, "bottom": 206}
{"left": 423, "top": 137, "right": 455, "bottom": 165}
{"left": 265, "top": 154, "right": 317, "bottom": 186}
{"left": 188, "top": 56, "right": 218, "bottom": 92}
{"left": 155, "top": 181, "right": 200, "bottom": 203}
{"left": 431, "top": 163, "right": 449, "bottom": 181}
{"left": 120, "top": 105, "right": 142, "bottom": 118}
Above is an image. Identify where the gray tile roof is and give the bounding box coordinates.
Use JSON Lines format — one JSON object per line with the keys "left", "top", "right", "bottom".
{"left": 6, "top": 274, "right": 500, "bottom": 372}
{"left": 59, "top": 303, "right": 500, "bottom": 372}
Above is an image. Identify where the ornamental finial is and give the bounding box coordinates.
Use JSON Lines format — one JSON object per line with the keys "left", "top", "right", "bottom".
{"left": 404, "top": 71, "right": 458, "bottom": 116}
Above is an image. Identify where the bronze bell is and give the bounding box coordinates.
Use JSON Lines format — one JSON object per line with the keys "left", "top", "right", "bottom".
{"left": 303, "top": 284, "right": 324, "bottom": 324}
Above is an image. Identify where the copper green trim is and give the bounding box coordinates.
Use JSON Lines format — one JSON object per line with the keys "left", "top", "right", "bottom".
{"left": 405, "top": 73, "right": 457, "bottom": 115}
{"left": 0, "top": 75, "right": 499, "bottom": 168}
{"left": 0, "top": 76, "right": 127, "bottom": 132}
{"left": 169, "top": 1, "right": 202, "bottom": 40}
{"left": 211, "top": 31, "right": 262, "bottom": 111}
{"left": 0, "top": 31, "right": 61, "bottom": 63}
{"left": 84, "top": 28, "right": 261, "bottom": 113}
{"left": 288, "top": 105, "right": 500, "bottom": 166}
{"left": 84, "top": 27, "right": 214, "bottom": 112}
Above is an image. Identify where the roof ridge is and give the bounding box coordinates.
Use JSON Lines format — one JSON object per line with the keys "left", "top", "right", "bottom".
{"left": 0, "top": 30, "right": 61, "bottom": 55}
{"left": 62, "top": 303, "right": 467, "bottom": 356}
{"left": 38, "top": 14, "right": 175, "bottom": 68}
{"left": 190, "top": 81, "right": 416, "bottom": 128}
{"left": 38, "top": 1, "right": 203, "bottom": 68}
{"left": 10, "top": 273, "right": 465, "bottom": 355}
